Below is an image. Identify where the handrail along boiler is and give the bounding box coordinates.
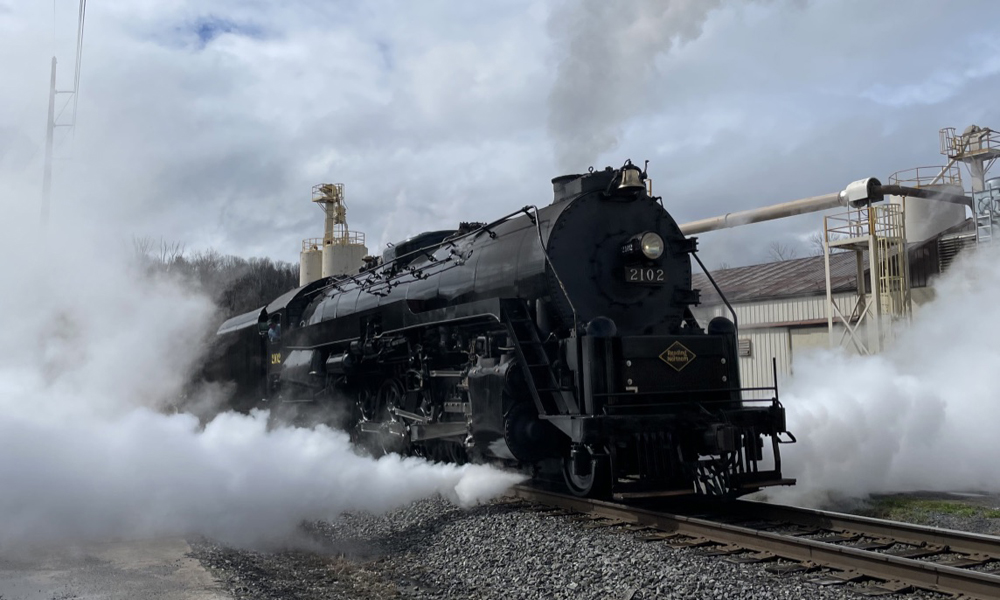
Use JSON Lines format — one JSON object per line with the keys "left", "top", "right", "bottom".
{"left": 213, "top": 162, "right": 796, "bottom": 499}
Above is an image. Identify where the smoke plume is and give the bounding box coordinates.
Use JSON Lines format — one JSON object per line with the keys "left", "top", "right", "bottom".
{"left": 769, "top": 242, "right": 1000, "bottom": 506}
{"left": 546, "top": 0, "right": 723, "bottom": 171}
{"left": 0, "top": 221, "right": 523, "bottom": 550}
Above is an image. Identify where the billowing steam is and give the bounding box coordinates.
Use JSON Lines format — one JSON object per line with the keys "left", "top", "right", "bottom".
{"left": 769, "top": 243, "right": 1000, "bottom": 506}
{"left": 546, "top": 0, "right": 723, "bottom": 171}
{"left": 0, "top": 225, "right": 523, "bottom": 550}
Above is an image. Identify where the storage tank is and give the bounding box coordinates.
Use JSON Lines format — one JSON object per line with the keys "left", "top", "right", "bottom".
{"left": 987, "top": 177, "right": 1000, "bottom": 191}
{"left": 303, "top": 183, "right": 369, "bottom": 278}
{"left": 321, "top": 241, "right": 368, "bottom": 277}
{"left": 299, "top": 241, "right": 323, "bottom": 286}
{"left": 889, "top": 168, "right": 968, "bottom": 243}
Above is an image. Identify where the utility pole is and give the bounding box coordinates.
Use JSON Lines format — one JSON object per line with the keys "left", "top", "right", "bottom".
{"left": 41, "top": 57, "right": 57, "bottom": 226}
{"left": 40, "top": 0, "right": 87, "bottom": 227}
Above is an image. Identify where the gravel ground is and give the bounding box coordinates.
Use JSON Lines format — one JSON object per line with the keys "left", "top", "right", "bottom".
{"left": 190, "top": 538, "right": 398, "bottom": 600}
{"left": 190, "top": 495, "right": 894, "bottom": 600}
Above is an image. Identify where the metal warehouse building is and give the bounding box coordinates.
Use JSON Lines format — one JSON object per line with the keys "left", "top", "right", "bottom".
{"left": 690, "top": 224, "right": 976, "bottom": 395}
{"left": 682, "top": 125, "right": 999, "bottom": 395}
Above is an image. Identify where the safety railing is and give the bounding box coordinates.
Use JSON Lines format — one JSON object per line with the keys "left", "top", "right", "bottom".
{"left": 940, "top": 126, "right": 1000, "bottom": 158}
{"left": 888, "top": 165, "right": 962, "bottom": 188}
{"left": 331, "top": 230, "right": 366, "bottom": 245}
{"left": 825, "top": 203, "right": 906, "bottom": 244}
{"left": 312, "top": 183, "right": 345, "bottom": 202}
{"left": 301, "top": 231, "right": 366, "bottom": 251}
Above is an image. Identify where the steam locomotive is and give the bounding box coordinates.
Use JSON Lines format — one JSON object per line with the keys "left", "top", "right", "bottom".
{"left": 211, "top": 162, "right": 795, "bottom": 499}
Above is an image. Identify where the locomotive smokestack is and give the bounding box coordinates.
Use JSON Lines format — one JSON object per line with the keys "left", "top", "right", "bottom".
{"left": 551, "top": 174, "right": 582, "bottom": 204}
{"left": 551, "top": 167, "right": 630, "bottom": 204}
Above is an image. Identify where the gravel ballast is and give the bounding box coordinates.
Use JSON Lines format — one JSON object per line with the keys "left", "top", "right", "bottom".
{"left": 191, "top": 494, "right": 916, "bottom": 600}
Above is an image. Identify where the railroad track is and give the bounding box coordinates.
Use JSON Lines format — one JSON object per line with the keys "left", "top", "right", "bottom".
{"left": 510, "top": 485, "right": 1000, "bottom": 598}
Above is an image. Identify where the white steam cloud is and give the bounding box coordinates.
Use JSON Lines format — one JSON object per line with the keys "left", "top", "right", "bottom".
{"left": 546, "top": 0, "right": 723, "bottom": 171}
{"left": 0, "top": 221, "right": 523, "bottom": 550}
{"left": 770, "top": 243, "right": 1000, "bottom": 506}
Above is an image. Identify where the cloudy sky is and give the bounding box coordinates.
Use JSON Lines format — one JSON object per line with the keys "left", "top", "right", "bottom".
{"left": 1, "top": 0, "right": 998, "bottom": 268}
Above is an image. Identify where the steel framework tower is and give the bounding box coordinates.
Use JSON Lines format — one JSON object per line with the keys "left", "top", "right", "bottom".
{"left": 939, "top": 125, "right": 999, "bottom": 244}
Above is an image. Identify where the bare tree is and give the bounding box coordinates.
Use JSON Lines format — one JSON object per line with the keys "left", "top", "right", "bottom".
{"left": 807, "top": 231, "right": 825, "bottom": 256}
{"left": 130, "top": 238, "right": 299, "bottom": 318}
{"left": 132, "top": 235, "right": 154, "bottom": 261}
{"left": 131, "top": 236, "right": 185, "bottom": 270}
{"left": 158, "top": 239, "right": 185, "bottom": 266}
{"left": 767, "top": 241, "right": 797, "bottom": 262}
{"left": 807, "top": 230, "right": 848, "bottom": 255}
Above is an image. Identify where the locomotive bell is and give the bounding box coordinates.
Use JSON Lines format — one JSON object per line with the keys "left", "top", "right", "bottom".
{"left": 617, "top": 165, "right": 644, "bottom": 192}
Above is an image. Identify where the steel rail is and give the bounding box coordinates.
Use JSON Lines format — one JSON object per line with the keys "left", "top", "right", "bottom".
{"left": 511, "top": 486, "right": 1000, "bottom": 599}
{"left": 734, "top": 500, "right": 1000, "bottom": 559}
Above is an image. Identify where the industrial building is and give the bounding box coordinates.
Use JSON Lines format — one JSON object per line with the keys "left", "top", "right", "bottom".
{"left": 689, "top": 125, "right": 999, "bottom": 394}
{"left": 299, "top": 183, "right": 369, "bottom": 285}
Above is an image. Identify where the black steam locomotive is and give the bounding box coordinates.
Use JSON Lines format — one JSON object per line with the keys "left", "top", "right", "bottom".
{"left": 211, "top": 162, "right": 795, "bottom": 499}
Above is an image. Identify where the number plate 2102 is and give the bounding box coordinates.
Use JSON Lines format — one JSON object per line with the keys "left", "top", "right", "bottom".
{"left": 625, "top": 267, "right": 665, "bottom": 283}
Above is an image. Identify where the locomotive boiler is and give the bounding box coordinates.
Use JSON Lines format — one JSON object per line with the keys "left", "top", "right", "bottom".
{"left": 212, "top": 162, "right": 795, "bottom": 498}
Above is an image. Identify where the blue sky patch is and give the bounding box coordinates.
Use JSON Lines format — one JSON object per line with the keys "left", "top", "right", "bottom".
{"left": 182, "top": 16, "right": 265, "bottom": 48}
{"left": 375, "top": 40, "right": 393, "bottom": 71}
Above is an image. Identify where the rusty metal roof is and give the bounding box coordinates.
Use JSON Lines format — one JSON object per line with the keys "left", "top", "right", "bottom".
{"left": 691, "top": 219, "right": 974, "bottom": 307}
{"left": 693, "top": 252, "right": 861, "bottom": 306}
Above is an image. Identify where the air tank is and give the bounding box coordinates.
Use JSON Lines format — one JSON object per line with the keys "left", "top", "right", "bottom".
{"left": 321, "top": 242, "right": 368, "bottom": 277}
{"left": 300, "top": 247, "right": 323, "bottom": 286}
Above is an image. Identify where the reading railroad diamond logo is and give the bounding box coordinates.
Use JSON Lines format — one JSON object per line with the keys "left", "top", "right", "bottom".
{"left": 659, "top": 341, "right": 696, "bottom": 372}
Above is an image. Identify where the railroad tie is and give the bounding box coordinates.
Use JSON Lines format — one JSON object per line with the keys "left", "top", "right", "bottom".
{"left": 765, "top": 561, "right": 819, "bottom": 576}
{"left": 932, "top": 553, "right": 992, "bottom": 568}
{"left": 804, "top": 569, "right": 868, "bottom": 586}
{"left": 852, "top": 580, "right": 915, "bottom": 597}
{"left": 844, "top": 537, "right": 894, "bottom": 551}
{"left": 884, "top": 544, "right": 946, "bottom": 559}
{"left": 725, "top": 551, "right": 779, "bottom": 564}
{"left": 700, "top": 545, "right": 744, "bottom": 557}
{"left": 808, "top": 531, "right": 861, "bottom": 543}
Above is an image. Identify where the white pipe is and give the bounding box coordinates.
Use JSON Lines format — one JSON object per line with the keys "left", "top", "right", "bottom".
{"left": 680, "top": 192, "right": 844, "bottom": 235}
{"left": 679, "top": 178, "right": 885, "bottom": 235}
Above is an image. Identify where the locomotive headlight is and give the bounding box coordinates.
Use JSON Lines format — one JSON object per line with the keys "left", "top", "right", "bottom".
{"left": 640, "top": 232, "right": 664, "bottom": 259}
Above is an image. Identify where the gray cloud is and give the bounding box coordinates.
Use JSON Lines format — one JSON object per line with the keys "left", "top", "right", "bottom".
{"left": 0, "top": 0, "right": 997, "bottom": 268}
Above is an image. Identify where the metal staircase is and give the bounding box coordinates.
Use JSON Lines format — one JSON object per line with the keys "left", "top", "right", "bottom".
{"left": 823, "top": 204, "right": 910, "bottom": 355}
{"left": 500, "top": 300, "right": 577, "bottom": 416}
